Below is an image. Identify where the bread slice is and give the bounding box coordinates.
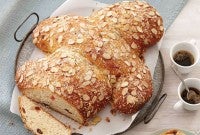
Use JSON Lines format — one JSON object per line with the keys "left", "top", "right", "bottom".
{"left": 18, "top": 96, "right": 71, "bottom": 135}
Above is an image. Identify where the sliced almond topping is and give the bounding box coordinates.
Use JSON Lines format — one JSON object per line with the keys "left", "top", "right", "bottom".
{"left": 89, "top": 30, "right": 95, "bottom": 37}
{"left": 69, "top": 27, "right": 75, "bottom": 33}
{"left": 131, "top": 61, "right": 136, "bottom": 66}
{"left": 101, "top": 22, "right": 107, "bottom": 28}
{"left": 124, "top": 6, "right": 131, "bottom": 10}
{"left": 81, "top": 81, "right": 91, "bottom": 87}
{"left": 97, "top": 41, "right": 103, "bottom": 47}
{"left": 52, "top": 23, "right": 58, "bottom": 28}
{"left": 68, "top": 69, "right": 75, "bottom": 75}
{"left": 34, "top": 31, "right": 39, "bottom": 38}
{"left": 106, "top": 11, "right": 113, "bottom": 17}
{"left": 121, "top": 81, "right": 129, "bottom": 87}
{"left": 122, "top": 88, "right": 128, "bottom": 96}
{"left": 136, "top": 26, "right": 143, "bottom": 33}
{"left": 134, "top": 5, "right": 140, "bottom": 9}
{"left": 56, "top": 90, "right": 61, "bottom": 96}
{"left": 144, "top": 39, "right": 149, "bottom": 45}
{"left": 88, "top": 19, "right": 95, "bottom": 23}
{"left": 102, "top": 53, "right": 111, "bottom": 60}
{"left": 132, "top": 54, "right": 136, "bottom": 59}
{"left": 124, "top": 61, "right": 131, "bottom": 66}
{"left": 133, "top": 34, "right": 139, "bottom": 40}
{"left": 73, "top": 16, "right": 79, "bottom": 19}
{"left": 151, "top": 28, "right": 157, "bottom": 34}
{"left": 156, "top": 11, "right": 160, "bottom": 16}
{"left": 95, "top": 47, "right": 101, "bottom": 52}
{"left": 83, "top": 94, "right": 90, "bottom": 101}
{"left": 19, "top": 75, "right": 23, "bottom": 83}
{"left": 108, "top": 33, "right": 116, "bottom": 39}
{"left": 131, "top": 90, "right": 137, "bottom": 96}
{"left": 160, "top": 26, "right": 164, "bottom": 31}
{"left": 131, "top": 67, "right": 136, "bottom": 72}
{"left": 33, "top": 38, "right": 38, "bottom": 44}
{"left": 49, "top": 39, "right": 53, "bottom": 47}
{"left": 43, "top": 26, "right": 50, "bottom": 32}
{"left": 67, "top": 86, "right": 73, "bottom": 94}
{"left": 57, "top": 28, "right": 63, "bottom": 33}
{"left": 55, "top": 82, "right": 61, "bottom": 88}
{"left": 76, "top": 38, "right": 84, "bottom": 44}
{"left": 111, "top": 17, "right": 118, "bottom": 23}
{"left": 99, "top": 94, "right": 104, "bottom": 101}
{"left": 137, "top": 85, "right": 143, "bottom": 90}
{"left": 149, "top": 11, "right": 155, "bottom": 16}
{"left": 77, "top": 33, "right": 83, "bottom": 38}
{"left": 21, "top": 65, "right": 26, "bottom": 71}
{"left": 142, "top": 81, "right": 149, "bottom": 88}
{"left": 111, "top": 78, "right": 116, "bottom": 84}
{"left": 87, "top": 111, "right": 91, "bottom": 117}
{"left": 84, "top": 70, "right": 93, "bottom": 81}
{"left": 68, "top": 39, "right": 75, "bottom": 45}
{"left": 80, "top": 23, "right": 86, "bottom": 28}
{"left": 131, "top": 43, "right": 138, "bottom": 49}
{"left": 100, "top": 15, "right": 105, "bottom": 20}
{"left": 133, "top": 80, "right": 139, "bottom": 86}
{"left": 32, "top": 80, "right": 37, "bottom": 86}
{"left": 85, "top": 47, "right": 92, "bottom": 53}
{"left": 92, "top": 96, "right": 97, "bottom": 103}
{"left": 92, "top": 53, "right": 97, "bottom": 60}
{"left": 143, "top": 69, "right": 147, "bottom": 74}
{"left": 58, "top": 36, "right": 63, "bottom": 43}
{"left": 50, "top": 31, "right": 54, "bottom": 37}
{"left": 113, "top": 53, "right": 119, "bottom": 59}
{"left": 49, "top": 85, "right": 55, "bottom": 92}
{"left": 60, "top": 52, "right": 68, "bottom": 58}
{"left": 50, "top": 67, "right": 59, "bottom": 73}
{"left": 91, "top": 78, "right": 96, "bottom": 84}
{"left": 98, "top": 10, "right": 103, "bottom": 15}
{"left": 102, "top": 38, "right": 109, "bottom": 42}
{"left": 157, "top": 19, "right": 161, "bottom": 26}
{"left": 26, "top": 70, "right": 34, "bottom": 77}
{"left": 137, "top": 74, "right": 142, "bottom": 79}
{"left": 127, "top": 95, "right": 136, "bottom": 104}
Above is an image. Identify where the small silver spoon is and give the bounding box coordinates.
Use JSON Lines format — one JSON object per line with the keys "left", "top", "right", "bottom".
{"left": 171, "top": 65, "right": 191, "bottom": 100}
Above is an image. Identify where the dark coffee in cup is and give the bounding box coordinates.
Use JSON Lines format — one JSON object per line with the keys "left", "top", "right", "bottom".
{"left": 173, "top": 50, "right": 194, "bottom": 66}
{"left": 181, "top": 87, "right": 200, "bottom": 104}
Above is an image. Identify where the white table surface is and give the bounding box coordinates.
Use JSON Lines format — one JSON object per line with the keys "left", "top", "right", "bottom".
{"left": 125, "top": 0, "right": 200, "bottom": 134}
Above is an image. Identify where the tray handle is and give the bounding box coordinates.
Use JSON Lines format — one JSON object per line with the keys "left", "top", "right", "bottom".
{"left": 14, "top": 12, "right": 39, "bottom": 42}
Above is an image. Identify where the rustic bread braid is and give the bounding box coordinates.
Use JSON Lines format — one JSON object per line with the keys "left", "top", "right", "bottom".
{"left": 91, "top": 0, "right": 164, "bottom": 52}
{"left": 16, "top": 0, "right": 163, "bottom": 124}
{"left": 16, "top": 47, "right": 112, "bottom": 124}
{"left": 33, "top": 1, "right": 163, "bottom": 54}
{"left": 32, "top": 16, "right": 153, "bottom": 114}
{"left": 19, "top": 96, "right": 71, "bottom": 135}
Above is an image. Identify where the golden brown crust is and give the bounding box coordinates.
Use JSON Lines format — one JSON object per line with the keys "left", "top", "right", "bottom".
{"left": 91, "top": 1, "right": 164, "bottom": 52}
{"left": 16, "top": 47, "right": 112, "bottom": 123}
{"left": 19, "top": 1, "right": 164, "bottom": 115}
{"left": 112, "top": 60, "right": 152, "bottom": 114}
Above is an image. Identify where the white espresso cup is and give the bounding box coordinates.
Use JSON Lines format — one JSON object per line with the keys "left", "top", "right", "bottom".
{"left": 170, "top": 40, "right": 199, "bottom": 74}
{"left": 174, "top": 78, "right": 200, "bottom": 111}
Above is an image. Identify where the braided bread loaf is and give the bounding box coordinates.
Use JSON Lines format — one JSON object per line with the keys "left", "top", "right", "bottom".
{"left": 16, "top": 1, "right": 164, "bottom": 125}
{"left": 16, "top": 47, "right": 111, "bottom": 124}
